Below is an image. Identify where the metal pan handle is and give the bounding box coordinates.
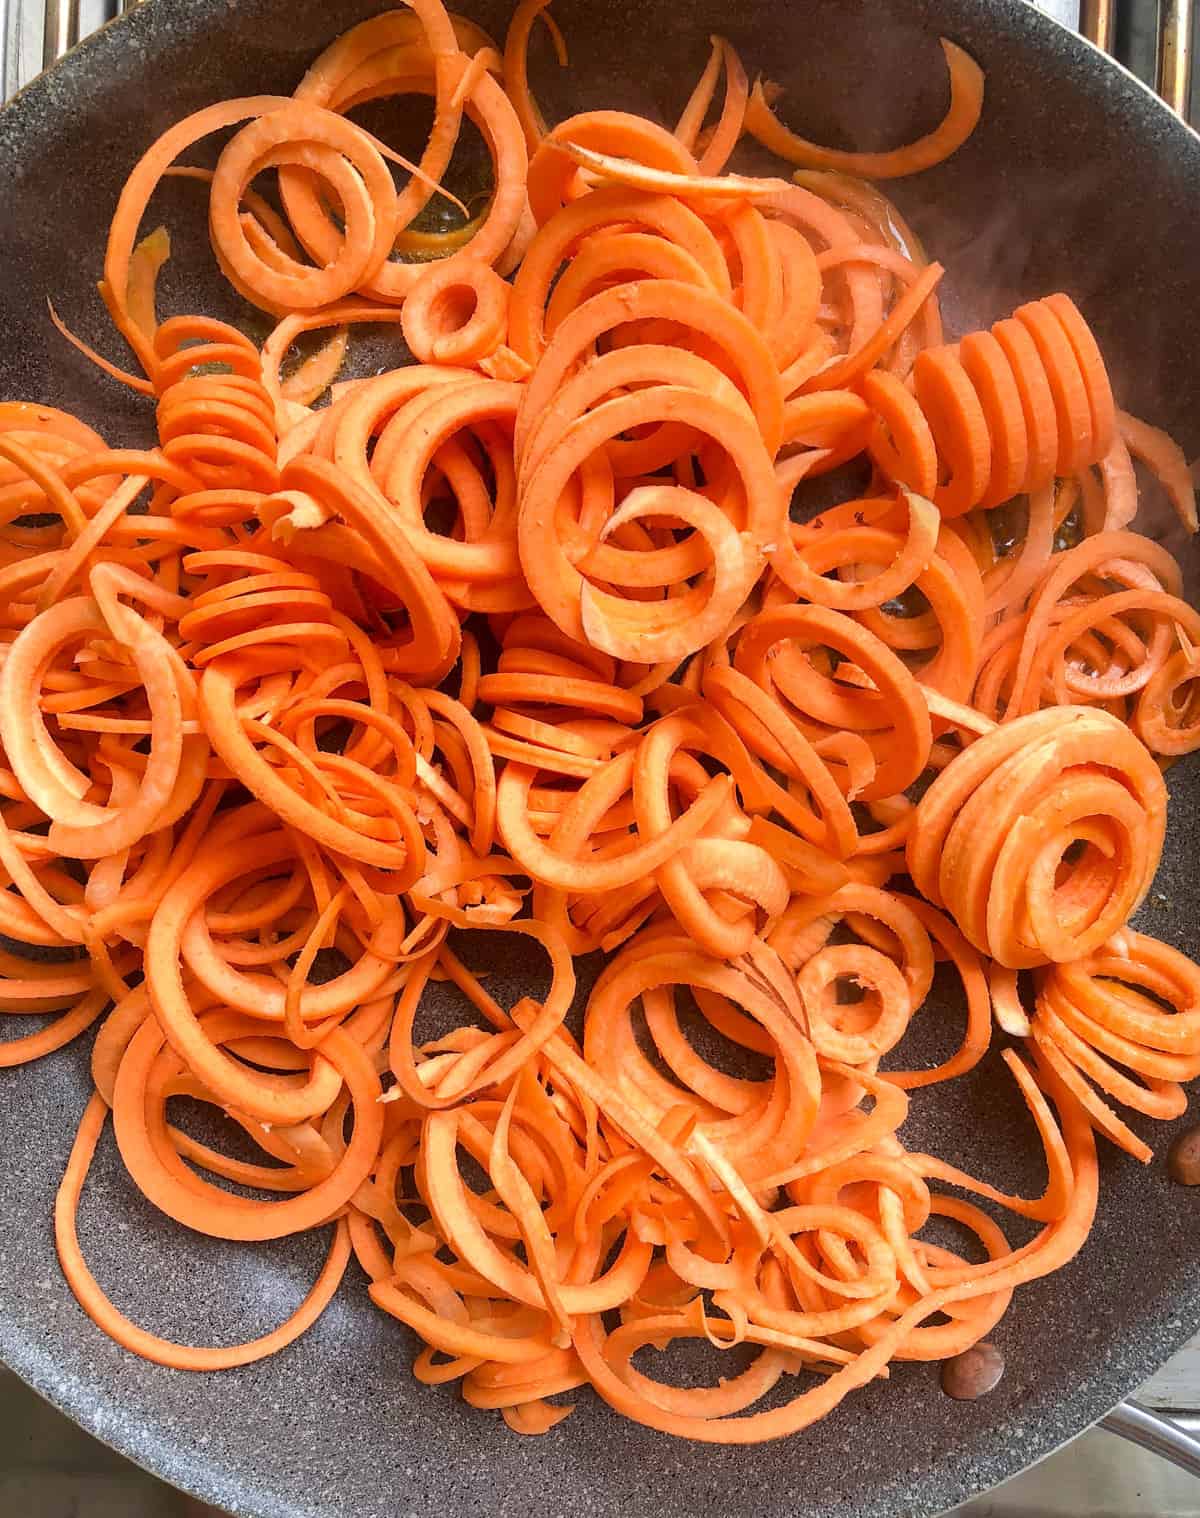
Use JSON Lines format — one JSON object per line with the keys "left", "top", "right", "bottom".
{"left": 1101, "top": 1400, "right": 1200, "bottom": 1477}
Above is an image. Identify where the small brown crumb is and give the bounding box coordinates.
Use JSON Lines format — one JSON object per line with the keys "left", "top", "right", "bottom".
{"left": 941, "top": 1342, "right": 1005, "bottom": 1401}
{"left": 1167, "top": 1126, "right": 1200, "bottom": 1185}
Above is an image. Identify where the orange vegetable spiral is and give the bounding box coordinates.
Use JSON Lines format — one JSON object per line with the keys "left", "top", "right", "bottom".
{"left": 480, "top": 613, "right": 645, "bottom": 756}
{"left": 908, "top": 707, "right": 1167, "bottom": 967}
{"left": 401, "top": 256, "right": 513, "bottom": 366}
{"left": 1032, "top": 931, "right": 1200, "bottom": 1162}
{"left": 971, "top": 529, "right": 1200, "bottom": 759}
{"left": 869, "top": 294, "right": 1117, "bottom": 515}
{"left": 153, "top": 316, "right": 279, "bottom": 494}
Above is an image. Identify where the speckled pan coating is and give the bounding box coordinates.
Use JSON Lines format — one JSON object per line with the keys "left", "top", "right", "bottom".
{"left": 0, "top": 3, "right": 1199, "bottom": 1516}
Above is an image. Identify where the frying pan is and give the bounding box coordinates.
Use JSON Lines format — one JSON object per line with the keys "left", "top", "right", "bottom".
{"left": 2, "top": 1, "right": 1200, "bottom": 1514}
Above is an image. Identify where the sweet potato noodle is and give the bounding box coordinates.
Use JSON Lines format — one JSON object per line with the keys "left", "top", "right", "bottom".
{"left": 4, "top": 0, "right": 1199, "bottom": 1443}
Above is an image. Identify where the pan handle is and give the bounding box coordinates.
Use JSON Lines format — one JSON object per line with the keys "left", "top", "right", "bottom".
{"left": 1100, "top": 1399, "right": 1200, "bottom": 1478}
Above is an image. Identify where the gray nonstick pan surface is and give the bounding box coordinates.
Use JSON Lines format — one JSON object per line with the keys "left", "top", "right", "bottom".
{"left": 1, "top": 1, "right": 1199, "bottom": 1514}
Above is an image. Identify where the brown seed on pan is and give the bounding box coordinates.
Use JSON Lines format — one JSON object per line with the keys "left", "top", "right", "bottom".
{"left": 941, "top": 1342, "right": 1005, "bottom": 1400}
{"left": 1167, "top": 1126, "right": 1200, "bottom": 1185}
